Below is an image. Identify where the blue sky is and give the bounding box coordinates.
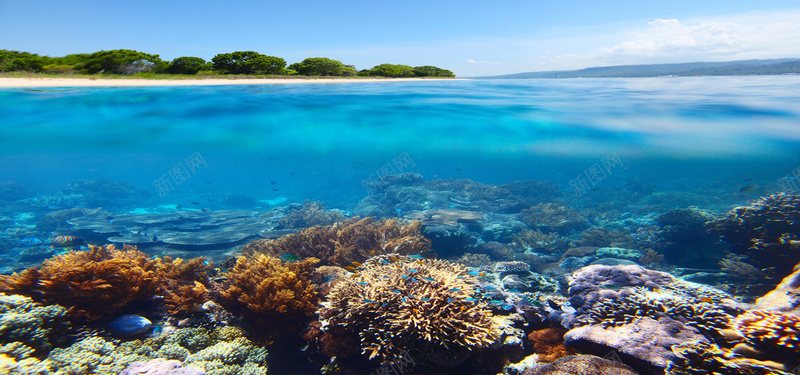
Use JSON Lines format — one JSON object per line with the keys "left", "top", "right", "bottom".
{"left": 2, "top": 0, "right": 799, "bottom": 76}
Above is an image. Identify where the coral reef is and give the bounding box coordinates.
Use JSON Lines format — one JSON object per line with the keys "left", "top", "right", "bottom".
{"left": 667, "top": 340, "right": 789, "bottom": 375}
{"left": 719, "top": 253, "right": 765, "bottom": 280}
{"left": 318, "top": 255, "right": 503, "bottom": 365}
{"left": 573, "top": 228, "right": 635, "bottom": 249}
{"left": 522, "top": 355, "right": 638, "bottom": 375}
{"left": 514, "top": 229, "right": 570, "bottom": 256}
{"left": 732, "top": 310, "right": 800, "bottom": 354}
{"left": 0, "top": 293, "right": 70, "bottom": 356}
{"left": 755, "top": 264, "right": 800, "bottom": 311}
{"left": 0, "top": 244, "right": 213, "bottom": 320}
{"left": 711, "top": 193, "right": 800, "bottom": 281}
{"left": 520, "top": 203, "right": 588, "bottom": 235}
{"left": 240, "top": 217, "right": 433, "bottom": 268}
{"left": 363, "top": 172, "right": 424, "bottom": 194}
{"left": 526, "top": 327, "right": 575, "bottom": 363}
{"left": 216, "top": 254, "right": 320, "bottom": 342}
{"left": 275, "top": 200, "right": 346, "bottom": 229}
{"left": 119, "top": 358, "right": 205, "bottom": 375}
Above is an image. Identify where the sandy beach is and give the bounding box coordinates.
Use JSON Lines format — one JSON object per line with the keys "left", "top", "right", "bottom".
{"left": 0, "top": 77, "right": 458, "bottom": 88}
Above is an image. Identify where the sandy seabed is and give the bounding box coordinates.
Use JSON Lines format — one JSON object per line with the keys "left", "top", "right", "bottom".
{"left": 0, "top": 77, "right": 457, "bottom": 88}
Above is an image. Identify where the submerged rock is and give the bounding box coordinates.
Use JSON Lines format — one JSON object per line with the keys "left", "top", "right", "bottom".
{"left": 107, "top": 314, "right": 153, "bottom": 337}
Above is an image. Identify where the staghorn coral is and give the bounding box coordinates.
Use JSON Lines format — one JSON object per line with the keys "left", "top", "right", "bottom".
{"left": 719, "top": 253, "right": 766, "bottom": 280}
{"left": 638, "top": 248, "right": 665, "bottom": 267}
{"left": 319, "top": 255, "right": 502, "bottom": 365}
{"left": 0, "top": 293, "right": 70, "bottom": 356}
{"left": 240, "top": 217, "right": 432, "bottom": 268}
{"left": 275, "top": 200, "right": 346, "bottom": 229}
{"left": 216, "top": 254, "right": 320, "bottom": 342}
{"left": 520, "top": 203, "right": 588, "bottom": 234}
{"left": 0, "top": 244, "right": 214, "bottom": 321}
{"left": 712, "top": 193, "right": 800, "bottom": 281}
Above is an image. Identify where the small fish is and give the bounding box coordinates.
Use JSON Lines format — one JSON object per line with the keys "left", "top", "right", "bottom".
{"left": 390, "top": 256, "right": 400, "bottom": 262}
{"left": 205, "top": 181, "right": 213, "bottom": 185}
{"left": 351, "top": 261, "right": 362, "bottom": 267}
{"left": 401, "top": 297, "right": 408, "bottom": 302}
{"left": 272, "top": 188, "right": 279, "bottom": 191}
{"left": 467, "top": 271, "right": 479, "bottom": 276}
{"left": 270, "top": 181, "right": 277, "bottom": 184}
{"left": 455, "top": 168, "right": 463, "bottom": 171}
{"left": 489, "top": 300, "right": 504, "bottom": 305}
{"left": 547, "top": 300, "right": 560, "bottom": 311}
{"left": 420, "top": 277, "right": 436, "bottom": 282}
{"left": 279, "top": 254, "right": 299, "bottom": 262}
{"left": 370, "top": 251, "right": 376, "bottom": 255}
{"left": 447, "top": 288, "right": 461, "bottom": 293}
{"left": 464, "top": 298, "right": 479, "bottom": 302}
{"left": 357, "top": 282, "right": 369, "bottom": 286}
{"left": 105, "top": 216, "right": 114, "bottom": 220}
{"left": 379, "top": 259, "right": 390, "bottom": 265}
{"left": 456, "top": 276, "right": 465, "bottom": 279}
{"left": 207, "top": 198, "right": 212, "bottom": 201}
{"left": 51, "top": 235, "right": 81, "bottom": 246}
{"left": 18, "top": 238, "right": 42, "bottom": 247}
{"left": 322, "top": 274, "right": 336, "bottom": 284}
{"left": 447, "top": 298, "right": 455, "bottom": 303}
{"left": 152, "top": 235, "right": 158, "bottom": 242}
{"left": 482, "top": 286, "right": 497, "bottom": 291}
{"left": 698, "top": 297, "right": 714, "bottom": 303}
{"left": 740, "top": 185, "right": 758, "bottom": 193}
{"left": 254, "top": 179, "right": 259, "bottom": 182}
{"left": 390, "top": 290, "right": 402, "bottom": 294}
{"left": 420, "top": 298, "right": 431, "bottom": 302}
{"left": 107, "top": 314, "right": 153, "bottom": 337}
{"left": 201, "top": 208, "right": 209, "bottom": 212}
{"left": 407, "top": 269, "right": 418, "bottom": 273}
{"left": 363, "top": 299, "right": 376, "bottom": 303}
{"left": 529, "top": 299, "right": 544, "bottom": 308}
{"left": 598, "top": 284, "right": 624, "bottom": 290}
{"left": 190, "top": 201, "right": 200, "bottom": 205}
{"left": 479, "top": 272, "right": 486, "bottom": 277}
{"left": 400, "top": 275, "right": 409, "bottom": 280}
{"left": 345, "top": 266, "right": 357, "bottom": 272}
{"left": 408, "top": 255, "right": 424, "bottom": 260}
{"left": 289, "top": 171, "right": 297, "bottom": 175}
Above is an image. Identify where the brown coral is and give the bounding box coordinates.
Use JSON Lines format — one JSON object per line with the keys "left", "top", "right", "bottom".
{"left": 156, "top": 256, "right": 213, "bottom": 316}
{"left": 526, "top": 327, "right": 575, "bottom": 362}
{"left": 240, "top": 217, "right": 432, "bottom": 268}
{"left": 216, "top": 254, "right": 320, "bottom": 342}
{"left": 513, "top": 229, "right": 569, "bottom": 255}
{"left": 319, "top": 255, "right": 501, "bottom": 365}
{"left": 0, "top": 244, "right": 213, "bottom": 321}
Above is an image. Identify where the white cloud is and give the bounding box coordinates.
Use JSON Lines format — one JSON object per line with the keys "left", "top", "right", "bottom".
{"left": 467, "top": 59, "right": 499, "bottom": 64}
{"left": 552, "top": 10, "right": 800, "bottom": 67}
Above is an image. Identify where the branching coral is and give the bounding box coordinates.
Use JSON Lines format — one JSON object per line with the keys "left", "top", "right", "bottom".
{"left": 216, "top": 254, "right": 320, "bottom": 342}
{"left": 668, "top": 340, "right": 788, "bottom": 375}
{"left": 319, "top": 255, "right": 501, "bottom": 365}
{"left": 719, "top": 253, "right": 765, "bottom": 280}
{"left": 573, "top": 227, "right": 636, "bottom": 248}
{"left": 520, "top": 203, "right": 588, "bottom": 234}
{"left": 275, "top": 200, "right": 346, "bottom": 229}
{"left": 0, "top": 244, "right": 213, "bottom": 321}
{"left": 0, "top": 244, "right": 163, "bottom": 320}
{"left": 240, "top": 217, "right": 433, "bottom": 268}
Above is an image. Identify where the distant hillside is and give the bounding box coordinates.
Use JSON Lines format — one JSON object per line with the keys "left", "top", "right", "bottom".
{"left": 476, "top": 59, "right": 800, "bottom": 79}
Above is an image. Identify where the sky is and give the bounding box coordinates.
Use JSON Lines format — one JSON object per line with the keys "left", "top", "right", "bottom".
{"left": 2, "top": 0, "right": 800, "bottom": 76}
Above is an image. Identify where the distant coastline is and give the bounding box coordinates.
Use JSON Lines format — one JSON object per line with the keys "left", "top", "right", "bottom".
{"left": 475, "top": 58, "right": 800, "bottom": 79}
{"left": 0, "top": 76, "right": 460, "bottom": 88}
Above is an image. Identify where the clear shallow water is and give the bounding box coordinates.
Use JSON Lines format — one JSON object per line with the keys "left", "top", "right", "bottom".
{"left": 1, "top": 76, "right": 799, "bottom": 208}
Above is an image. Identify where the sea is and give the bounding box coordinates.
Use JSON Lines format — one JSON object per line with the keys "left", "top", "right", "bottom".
{"left": 1, "top": 76, "right": 800, "bottom": 374}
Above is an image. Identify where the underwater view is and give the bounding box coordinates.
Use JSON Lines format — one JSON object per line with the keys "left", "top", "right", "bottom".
{"left": 2, "top": 76, "right": 800, "bottom": 375}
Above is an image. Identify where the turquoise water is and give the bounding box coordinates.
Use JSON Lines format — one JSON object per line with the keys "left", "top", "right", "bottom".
{"left": 2, "top": 76, "right": 799, "bottom": 208}
{"left": 3, "top": 76, "right": 800, "bottom": 374}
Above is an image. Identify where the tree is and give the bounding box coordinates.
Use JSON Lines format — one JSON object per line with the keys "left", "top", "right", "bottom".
{"left": 0, "top": 50, "right": 47, "bottom": 72}
{"left": 79, "top": 49, "right": 164, "bottom": 75}
{"left": 166, "top": 57, "right": 208, "bottom": 74}
{"left": 295, "top": 57, "right": 347, "bottom": 76}
{"left": 369, "top": 64, "right": 415, "bottom": 78}
{"left": 211, "top": 51, "right": 285, "bottom": 75}
{"left": 413, "top": 65, "right": 455, "bottom": 78}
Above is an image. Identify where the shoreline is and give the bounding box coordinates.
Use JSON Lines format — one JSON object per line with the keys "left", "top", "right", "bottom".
{"left": 0, "top": 77, "right": 462, "bottom": 88}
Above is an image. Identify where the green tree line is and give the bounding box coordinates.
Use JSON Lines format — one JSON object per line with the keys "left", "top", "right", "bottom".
{"left": 0, "top": 49, "right": 455, "bottom": 78}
